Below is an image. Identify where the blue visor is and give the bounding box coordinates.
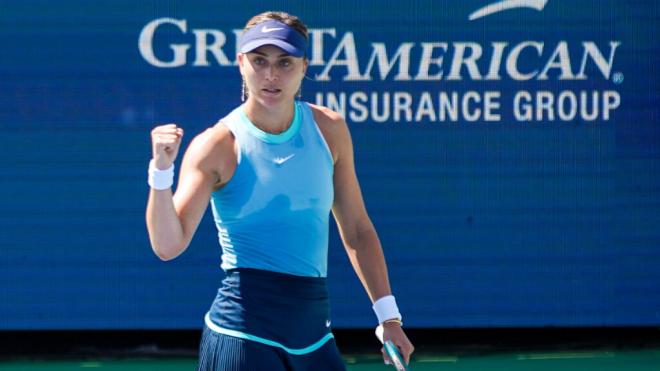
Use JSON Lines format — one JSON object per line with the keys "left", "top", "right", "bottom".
{"left": 239, "top": 20, "right": 307, "bottom": 57}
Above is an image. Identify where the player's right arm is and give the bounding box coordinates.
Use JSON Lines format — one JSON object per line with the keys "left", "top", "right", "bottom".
{"left": 145, "top": 123, "right": 234, "bottom": 261}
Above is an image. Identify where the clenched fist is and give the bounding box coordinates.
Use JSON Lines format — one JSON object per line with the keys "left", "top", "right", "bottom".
{"left": 151, "top": 124, "right": 184, "bottom": 169}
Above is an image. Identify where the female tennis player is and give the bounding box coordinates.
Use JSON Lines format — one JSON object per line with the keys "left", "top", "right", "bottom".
{"left": 146, "top": 11, "right": 414, "bottom": 370}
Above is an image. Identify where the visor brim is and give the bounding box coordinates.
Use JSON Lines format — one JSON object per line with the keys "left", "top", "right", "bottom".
{"left": 240, "top": 39, "right": 305, "bottom": 58}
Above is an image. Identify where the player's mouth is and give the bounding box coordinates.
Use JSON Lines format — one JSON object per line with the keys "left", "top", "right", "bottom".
{"left": 262, "top": 88, "right": 282, "bottom": 96}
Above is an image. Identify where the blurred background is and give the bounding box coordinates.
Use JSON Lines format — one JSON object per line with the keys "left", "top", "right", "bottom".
{"left": 1, "top": 0, "right": 659, "bottom": 369}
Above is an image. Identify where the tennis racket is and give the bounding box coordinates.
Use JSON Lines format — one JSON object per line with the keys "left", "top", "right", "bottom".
{"left": 375, "top": 324, "right": 410, "bottom": 371}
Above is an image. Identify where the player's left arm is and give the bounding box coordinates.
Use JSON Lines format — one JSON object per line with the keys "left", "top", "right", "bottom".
{"left": 312, "top": 105, "right": 414, "bottom": 364}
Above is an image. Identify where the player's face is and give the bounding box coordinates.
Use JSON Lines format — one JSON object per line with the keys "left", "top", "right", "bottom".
{"left": 239, "top": 45, "right": 307, "bottom": 107}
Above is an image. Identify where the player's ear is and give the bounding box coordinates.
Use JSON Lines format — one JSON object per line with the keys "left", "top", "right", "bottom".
{"left": 237, "top": 53, "right": 246, "bottom": 72}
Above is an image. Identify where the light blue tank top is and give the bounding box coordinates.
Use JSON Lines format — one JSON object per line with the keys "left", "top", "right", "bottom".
{"left": 210, "top": 102, "right": 334, "bottom": 277}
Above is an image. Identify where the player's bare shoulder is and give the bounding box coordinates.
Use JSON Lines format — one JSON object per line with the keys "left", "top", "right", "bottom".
{"left": 308, "top": 103, "right": 346, "bottom": 128}
{"left": 186, "top": 122, "right": 233, "bottom": 160}
{"left": 183, "top": 121, "right": 237, "bottom": 188}
{"left": 308, "top": 103, "right": 350, "bottom": 163}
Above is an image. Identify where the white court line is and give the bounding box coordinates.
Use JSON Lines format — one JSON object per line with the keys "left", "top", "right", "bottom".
{"left": 417, "top": 356, "right": 459, "bottom": 363}
{"left": 517, "top": 352, "right": 615, "bottom": 360}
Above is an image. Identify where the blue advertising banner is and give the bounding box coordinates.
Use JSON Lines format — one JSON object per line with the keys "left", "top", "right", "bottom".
{"left": 1, "top": 0, "right": 659, "bottom": 329}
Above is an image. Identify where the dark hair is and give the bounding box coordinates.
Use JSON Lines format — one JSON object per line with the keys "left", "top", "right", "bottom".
{"left": 244, "top": 11, "right": 308, "bottom": 40}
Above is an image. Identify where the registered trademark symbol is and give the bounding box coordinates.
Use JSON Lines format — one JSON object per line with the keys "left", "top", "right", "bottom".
{"left": 613, "top": 72, "right": 624, "bottom": 84}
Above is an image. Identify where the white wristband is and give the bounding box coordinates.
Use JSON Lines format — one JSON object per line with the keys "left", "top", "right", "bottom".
{"left": 148, "top": 159, "right": 174, "bottom": 190}
{"left": 372, "top": 295, "right": 402, "bottom": 324}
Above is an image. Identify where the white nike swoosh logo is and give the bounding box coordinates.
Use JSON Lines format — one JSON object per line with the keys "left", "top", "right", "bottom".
{"left": 325, "top": 320, "right": 331, "bottom": 328}
{"left": 469, "top": 0, "right": 549, "bottom": 20}
{"left": 261, "top": 26, "right": 284, "bottom": 33}
{"left": 273, "top": 154, "right": 295, "bottom": 165}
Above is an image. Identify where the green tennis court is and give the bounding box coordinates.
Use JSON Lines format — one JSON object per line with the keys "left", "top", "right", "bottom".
{"left": 2, "top": 349, "right": 659, "bottom": 370}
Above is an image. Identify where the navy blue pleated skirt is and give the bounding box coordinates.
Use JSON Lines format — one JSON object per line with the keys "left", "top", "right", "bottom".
{"left": 197, "top": 268, "right": 346, "bottom": 370}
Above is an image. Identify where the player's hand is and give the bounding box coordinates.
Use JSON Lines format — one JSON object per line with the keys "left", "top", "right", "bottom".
{"left": 151, "top": 124, "right": 184, "bottom": 169}
{"left": 381, "top": 322, "right": 414, "bottom": 365}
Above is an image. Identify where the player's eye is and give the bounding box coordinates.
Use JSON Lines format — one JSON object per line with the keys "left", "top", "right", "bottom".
{"left": 278, "top": 59, "right": 292, "bottom": 68}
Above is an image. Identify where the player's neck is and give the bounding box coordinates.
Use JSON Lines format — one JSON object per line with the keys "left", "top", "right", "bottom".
{"left": 244, "top": 99, "right": 295, "bottom": 135}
